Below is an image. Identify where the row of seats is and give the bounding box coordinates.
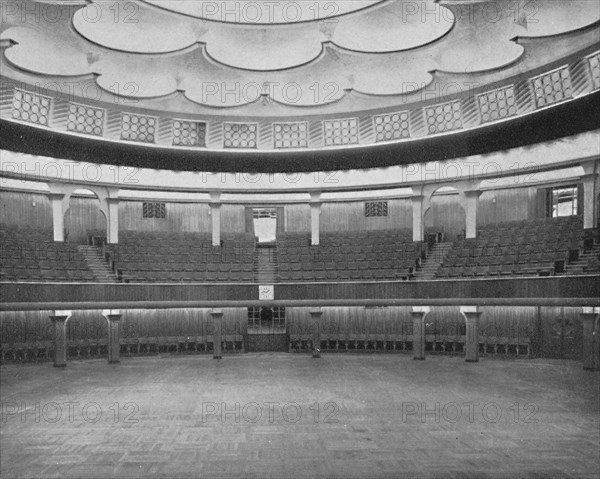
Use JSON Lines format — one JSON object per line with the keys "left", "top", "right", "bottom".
{"left": 108, "top": 231, "right": 257, "bottom": 282}
{"left": 123, "top": 271, "right": 255, "bottom": 283}
{"left": 0, "top": 225, "right": 95, "bottom": 282}
{"left": 277, "top": 231, "right": 423, "bottom": 282}
{"left": 434, "top": 216, "right": 585, "bottom": 278}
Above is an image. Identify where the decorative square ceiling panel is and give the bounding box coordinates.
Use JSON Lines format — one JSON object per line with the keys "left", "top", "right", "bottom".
{"left": 11, "top": 89, "right": 50, "bottom": 126}
{"left": 477, "top": 86, "right": 517, "bottom": 123}
{"left": 273, "top": 122, "right": 308, "bottom": 149}
{"left": 324, "top": 118, "right": 359, "bottom": 146}
{"left": 531, "top": 67, "right": 573, "bottom": 108}
{"left": 172, "top": 120, "right": 206, "bottom": 147}
{"left": 67, "top": 103, "right": 104, "bottom": 136}
{"left": 223, "top": 122, "right": 257, "bottom": 149}
{"left": 424, "top": 101, "right": 462, "bottom": 135}
{"left": 373, "top": 112, "right": 410, "bottom": 142}
{"left": 121, "top": 113, "right": 157, "bottom": 143}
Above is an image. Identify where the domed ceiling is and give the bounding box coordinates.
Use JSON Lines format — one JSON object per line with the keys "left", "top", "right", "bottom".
{"left": 2, "top": 0, "right": 598, "bottom": 108}
{"left": 0, "top": 0, "right": 598, "bottom": 171}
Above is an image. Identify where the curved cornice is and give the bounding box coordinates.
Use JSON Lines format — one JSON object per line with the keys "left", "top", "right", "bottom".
{"left": 2, "top": 92, "right": 599, "bottom": 173}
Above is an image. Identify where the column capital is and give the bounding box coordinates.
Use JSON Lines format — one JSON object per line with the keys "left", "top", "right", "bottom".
{"left": 463, "top": 189, "right": 482, "bottom": 199}
{"left": 209, "top": 191, "right": 221, "bottom": 203}
{"left": 209, "top": 309, "right": 224, "bottom": 318}
{"left": 411, "top": 306, "right": 431, "bottom": 315}
{"left": 309, "top": 308, "right": 323, "bottom": 316}
{"left": 47, "top": 192, "right": 65, "bottom": 201}
{"left": 309, "top": 191, "right": 322, "bottom": 203}
{"left": 50, "top": 310, "right": 71, "bottom": 322}
{"left": 580, "top": 159, "right": 599, "bottom": 176}
{"left": 102, "top": 309, "right": 122, "bottom": 321}
{"left": 411, "top": 194, "right": 425, "bottom": 203}
{"left": 460, "top": 306, "right": 482, "bottom": 318}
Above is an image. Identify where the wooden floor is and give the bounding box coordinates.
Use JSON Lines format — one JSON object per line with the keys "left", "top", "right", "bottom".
{"left": 1, "top": 354, "right": 598, "bottom": 479}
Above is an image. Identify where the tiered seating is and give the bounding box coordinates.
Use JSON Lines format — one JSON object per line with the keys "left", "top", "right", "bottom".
{"left": 435, "top": 216, "right": 585, "bottom": 278}
{"left": 0, "top": 225, "right": 95, "bottom": 282}
{"left": 277, "top": 230, "right": 423, "bottom": 282}
{"left": 108, "top": 231, "right": 256, "bottom": 282}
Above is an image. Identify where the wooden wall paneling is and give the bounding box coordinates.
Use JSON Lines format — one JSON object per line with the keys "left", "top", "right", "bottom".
{"left": 477, "top": 187, "right": 538, "bottom": 226}
{"left": 0, "top": 191, "right": 52, "bottom": 229}
{"left": 220, "top": 204, "right": 245, "bottom": 233}
{"left": 0, "top": 304, "right": 592, "bottom": 361}
{"left": 65, "top": 196, "right": 106, "bottom": 243}
{"left": 538, "top": 306, "right": 583, "bottom": 360}
{"left": 118, "top": 201, "right": 211, "bottom": 233}
{"left": 424, "top": 194, "right": 466, "bottom": 240}
{"left": 320, "top": 199, "right": 411, "bottom": 233}
{"left": 284, "top": 204, "right": 310, "bottom": 233}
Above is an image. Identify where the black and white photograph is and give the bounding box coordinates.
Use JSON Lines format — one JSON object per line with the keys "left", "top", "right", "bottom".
{"left": 0, "top": 1, "right": 599, "bottom": 478}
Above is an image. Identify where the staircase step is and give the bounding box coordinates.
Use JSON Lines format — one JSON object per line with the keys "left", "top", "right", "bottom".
{"left": 77, "top": 245, "right": 118, "bottom": 283}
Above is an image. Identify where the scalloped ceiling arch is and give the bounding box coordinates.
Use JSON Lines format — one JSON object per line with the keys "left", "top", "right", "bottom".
{"left": 140, "top": 0, "right": 386, "bottom": 24}
{"left": 1, "top": 0, "right": 599, "bottom": 108}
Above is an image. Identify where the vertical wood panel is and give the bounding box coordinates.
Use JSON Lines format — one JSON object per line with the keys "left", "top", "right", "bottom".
{"left": 0, "top": 191, "right": 52, "bottom": 229}
{"left": 65, "top": 196, "right": 105, "bottom": 243}
{"left": 424, "top": 194, "right": 465, "bottom": 240}
{"left": 319, "top": 199, "right": 412, "bottom": 232}
{"left": 478, "top": 187, "right": 538, "bottom": 226}
{"left": 118, "top": 201, "right": 210, "bottom": 233}
{"left": 284, "top": 204, "right": 310, "bottom": 232}
{"left": 220, "top": 204, "right": 245, "bottom": 233}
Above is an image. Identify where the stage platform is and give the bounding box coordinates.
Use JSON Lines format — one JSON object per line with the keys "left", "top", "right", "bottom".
{"left": 1, "top": 354, "right": 598, "bottom": 479}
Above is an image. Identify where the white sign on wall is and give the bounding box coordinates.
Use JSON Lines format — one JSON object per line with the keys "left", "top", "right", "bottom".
{"left": 259, "top": 285, "right": 274, "bottom": 301}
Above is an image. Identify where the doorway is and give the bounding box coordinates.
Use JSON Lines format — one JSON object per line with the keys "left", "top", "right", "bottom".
{"left": 246, "top": 306, "right": 287, "bottom": 352}
{"left": 252, "top": 208, "right": 277, "bottom": 244}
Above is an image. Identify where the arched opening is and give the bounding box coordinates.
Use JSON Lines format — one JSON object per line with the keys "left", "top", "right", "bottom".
{"left": 64, "top": 189, "right": 107, "bottom": 244}
{"left": 424, "top": 186, "right": 466, "bottom": 242}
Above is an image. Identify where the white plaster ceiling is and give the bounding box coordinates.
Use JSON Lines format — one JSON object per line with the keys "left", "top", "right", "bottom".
{"left": 1, "top": 0, "right": 599, "bottom": 109}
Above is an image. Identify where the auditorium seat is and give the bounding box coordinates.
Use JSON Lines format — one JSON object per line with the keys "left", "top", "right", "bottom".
{"left": 277, "top": 230, "right": 422, "bottom": 282}
{"left": 0, "top": 225, "right": 96, "bottom": 282}
{"left": 107, "top": 231, "right": 257, "bottom": 283}
{"left": 434, "top": 216, "right": 591, "bottom": 279}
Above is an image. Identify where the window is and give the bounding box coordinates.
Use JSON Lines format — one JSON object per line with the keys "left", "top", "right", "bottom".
{"left": 550, "top": 186, "right": 578, "bottom": 217}
{"left": 252, "top": 208, "right": 277, "bottom": 219}
{"left": 248, "top": 307, "right": 285, "bottom": 333}
{"left": 142, "top": 202, "right": 166, "bottom": 219}
{"left": 365, "top": 201, "right": 388, "bottom": 217}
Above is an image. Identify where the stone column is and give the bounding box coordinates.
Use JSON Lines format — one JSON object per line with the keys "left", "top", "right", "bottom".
{"left": 463, "top": 190, "right": 482, "bottom": 239}
{"left": 411, "top": 306, "right": 430, "bottom": 360}
{"left": 106, "top": 197, "right": 120, "bottom": 244}
{"left": 49, "top": 311, "right": 71, "bottom": 367}
{"left": 49, "top": 193, "right": 66, "bottom": 242}
{"left": 411, "top": 195, "right": 424, "bottom": 242}
{"left": 210, "top": 196, "right": 222, "bottom": 247}
{"left": 310, "top": 192, "right": 322, "bottom": 246}
{"left": 309, "top": 309, "right": 323, "bottom": 358}
{"left": 581, "top": 172, "right": 599, "bottom": 230}
{"left": 210, "top": 309, "right": 223, "bottom": 359}
{"left": 102, "top": 310, "right": 121, "bottom": 364}
{"left": 581, "top": 307, "right": 600, "bottom": 371}
{"left": 461, "top": 306, "right": 482, "bottom": 362}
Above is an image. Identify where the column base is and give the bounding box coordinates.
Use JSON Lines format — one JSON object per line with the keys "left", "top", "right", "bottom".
{"left": 312, "top": 350, "right": 321, "bottom": 358}
{"left": 213, "top": 355, "right": 222, "bottom": 360}
{"left": 465, "top": 359, "right": 479, "bottom": 363}
{"left": 53, "top": 363, "right": 67, "bottom": 368}
{"left": 413, "top": 357, "right": 426, "bottom": 361}
{"left": 108, "top": 360, "right": 120, "bottom": 364}
{"left": 583, "top": 366, "right": 600, "bottom": 371}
